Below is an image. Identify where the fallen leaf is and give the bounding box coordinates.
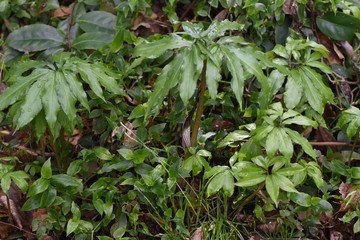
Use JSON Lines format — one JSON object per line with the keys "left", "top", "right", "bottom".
{"left": 330, "top": 230, "right": 343, "bottom": 240}
{"left": 257, "top": 220, "right": 278, "bottom": 233}
{"left": 191, "top": 227, "right": 203, "bottom": 240}
{"left": 339, "top": 182, "right": 360, "bottom": 210}
{"left": 283, "top": 0, "right": 298, "bottom": 15}
{"left": 53, "top": 7, "right": 72, "bottom": 18}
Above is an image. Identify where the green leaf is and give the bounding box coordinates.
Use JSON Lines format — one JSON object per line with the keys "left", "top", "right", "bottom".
{"left": 55, "top": 71, "right": 77, "bottom": 124}
{"left": 77, "top": 61, "right": 105, "bottom": 101}
{"left": 205, "top": 48, "right": 222, "bottom": 99}
{"left": 354, "top": 218, "right": 360, "bottom": 233}
{"left": 201, "top": 20, "right": 243, "bottom": 40}
{"left": 266, "top": 175, "right": 279, "bottom": 206}
{"left": 282, "top": 115, "right": 318, "bottom": 128}
{"left": 273, "top": 173, "right": 298, "bottom": 193}
{"left": 15, "top": 74, "right": 47, "bottom": 129}
{"left": 0, "top": 69, "right": 48, "bottom": 111}
{"left": 266, "top": 128, "right": 280, "bottom": 157}
{"left": 72, "top": 32, "right": 114, "bottom": 50}
{"left": 275, "top": 166, "right": 304, "bottom": 175}
{"left": 28, "top": 178, "right": 50, "bottom": 197}
{"left": 10, "top": 171, "right": 29, "bottom": 192}
{"left": 179, "top": 46, "right": 203, "bottom": 104}
{"left": 285, "top": 128, "right": 316, "bottom": 159}
{"left": 6, "top": 24, "right": 65, "bottom": 52}
{"left": 218, "top": 130, "right": 250, "bottom": 148}
{"left": 316, "top": 12, "right": 360, "bottom": 41}
{"left": 41, "top": 159, "right": 52, "bottom": 179}
{"left": 40, "top": 187, "right": 56, "bottom": 207}
{"left": 63, "top": 70, "right": 90, "bottom": 111}
{"left": 206, "top": 170, "right": 234, "bottom": 196}
{"left": 66, "top": 219, "right": 80, "bottom": 236}
{"left": 22, "top": 194, "right": 41, "bottom": 211}
{"left": 133, "top": 34, "right": 192, "bottom": 59}
{"left": 222, "top": 46, "right": 245, "bottom": 108}
{"left": 146, "top": 53, "right": 184, "bottom": 116}
{"left": 51, "top": 174, "right": 82, "bottom": 188}
{"left": 93, "top": 63, "right": 125, "bottom": 96}
{"left": 77, "top": 11, "right": 116, "bottom": 34}
{"left": 42, "top": 71, "right": 60, "bottom": 133}
{"left": 297, "top": 68, "right": 326, "bottom": 114}
{"left": 351, "top": 167, "right": 360, "bottom": 179}
{"left": 289, "top": 192, "right": 311, "bottom": 207}
{"left": 235, "top": 175, "right": 266, "bottom": 187}
{"left": 1, "top": 174, "right": 11, "bottom": 194}
{"left": 94, "top": 147, "right": 113, "bottom": 160}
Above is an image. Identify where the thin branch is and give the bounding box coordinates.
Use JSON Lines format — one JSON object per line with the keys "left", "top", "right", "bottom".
{"left": 0, "top": 221, "right": 36, "bottom": 236}
{"left": 309, "top": 142, "right": 360, "bottom": 147}
{"left": 1, "top": 141, "right": 54, "bottom": 157}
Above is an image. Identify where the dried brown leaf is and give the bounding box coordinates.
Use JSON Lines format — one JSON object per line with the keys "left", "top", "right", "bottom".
{"left": 53, "top": 7, "right": 72, "bottom": 18}
{"left": 191, "top": 227, "right": 203, "bottom": 240}
{"left": 283, "top": 0, "right": 298, "bottom": 15}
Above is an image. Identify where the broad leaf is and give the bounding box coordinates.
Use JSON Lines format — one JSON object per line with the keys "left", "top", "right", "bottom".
{"left": 273, "top": 173, "right": 298, "bottom": 193}
{"left": 6, "top": 24, "right": 64, "bottom": 52}
{"left": 235, "top": 175, "right": 266, "bottom": 187}
{"left": 206, "top": 170, "right": 234, "bottom": 196}
{"left": 72, "top": 32, "right": 114, "bottom": 49}
{"left": 284, "top": 70, "right": 303, "bottom": 109}
{"left": 133, "top": 34, "right": 192, "bottom": 59}
{"left": 266, "top": 175, "right": 279, "bottom": 206}
{"left": 77, "top": 11, "right": 116, "bottom": 34}
{"left": 316, "top": 12, "right": 360, "bottom": 41}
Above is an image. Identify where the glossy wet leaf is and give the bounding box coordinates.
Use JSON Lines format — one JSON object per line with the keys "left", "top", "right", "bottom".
{"left": 317, "top": 12, "right": 360, "bottom": 41}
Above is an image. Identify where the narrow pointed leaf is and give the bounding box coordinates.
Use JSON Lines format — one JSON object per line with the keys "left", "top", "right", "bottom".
{"left": 77, "top": 62, "right": 105, "bottom": 101}
{"left": 266, "top": 175, "right": 279, "bottom": 206}
{"left": 179, "top": 46, "right": 203, "bottom": 104}
{"left": 146, "top": 53, "right": 184, "bottom": 116}
{"left": 0, "top": 69, "right": 48, "bottom": 111}
{"left": 56, "top": 72, "right": 77, "bottom": 124}
{"left": 42, "top": 71, "right": 59, "bottom": 133}
{"left": 235, "top": 175, "right": 266, "bottom": 187}
{"left": 63, "top": 70, "right": 89, "bottom": 111}
{"left": 285, "top": 128, "right": 316, "bottom": 159}
{"left": 222, "top": 46, "right": 245, "bottom": 108}
{"left": 273, "top": 173, "right": 298, "bottom": 192}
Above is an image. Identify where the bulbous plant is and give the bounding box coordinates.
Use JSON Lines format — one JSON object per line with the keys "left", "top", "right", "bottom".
{"left": 132, "top": 20, "right": 277, "bottom": 147}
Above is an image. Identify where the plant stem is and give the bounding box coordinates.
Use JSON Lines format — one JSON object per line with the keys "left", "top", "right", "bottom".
{"left": 236, "top": 182, "right": 265, "bottom": 215}
{"left": 348, "top": 132, "right": 359, "bottom": 165}
{"left": 190, "top": 60, "right": 207, "bottom": 147}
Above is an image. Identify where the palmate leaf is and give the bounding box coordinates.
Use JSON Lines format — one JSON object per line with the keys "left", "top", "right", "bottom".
{"left": 0, "top": 69, "right": 49, "bottom": 111}
{"left": 1, "top": 56, "right": 124, "bottom": 139}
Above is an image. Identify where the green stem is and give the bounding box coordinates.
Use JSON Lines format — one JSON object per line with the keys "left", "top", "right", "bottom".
{"left": 190, "top": 60, "right": 207, "bottom": 147}
{"left": 235, "top": 182, "right": 265, "bottom": 215}
{"left": 348, "top": 132, "right": 359, "bottom": 165}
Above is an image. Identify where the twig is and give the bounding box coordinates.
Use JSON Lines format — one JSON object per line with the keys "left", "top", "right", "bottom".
{"left": 309, "top": 142, "right": 360, "bottom": 147}
{"left": 1, "top": 141, "right": 54, "bottom": 157}
{"left": 0, "top": 220, "right": 36, "bottom": 236}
